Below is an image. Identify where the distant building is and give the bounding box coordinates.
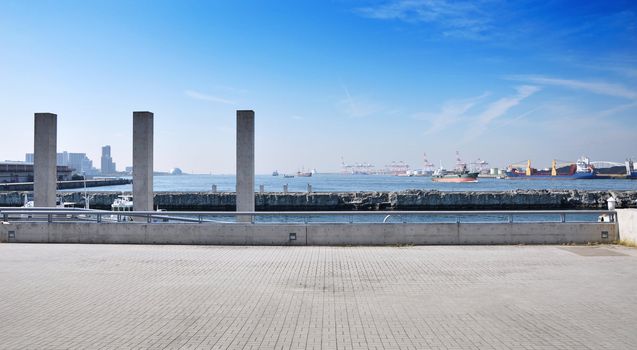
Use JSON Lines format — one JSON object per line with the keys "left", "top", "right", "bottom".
{"left": 57, "top": 152, "right": 69, "bottom": 166}
{"left": 100, "top": 145, "right": 117, "bottom": 174}
{"left": 68, "top": 153, "right": 93, "bottom": 174}
{"left": 25, "top": 152, "right": 94, "bottom": 175}
{"left": 1, "top": 161, "right": 73, "bottom": 183}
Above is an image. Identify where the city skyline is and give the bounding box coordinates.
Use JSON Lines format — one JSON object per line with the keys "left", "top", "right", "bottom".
{"left": 1, "top": 1, "right": 635, "bottom": 173}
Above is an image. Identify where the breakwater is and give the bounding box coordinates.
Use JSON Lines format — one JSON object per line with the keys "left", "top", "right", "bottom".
{"left": 0, "top": 178, "right": 132, "bottom": 191}
{"left": 1, "top": 189, "right": 635, "bottom": 210}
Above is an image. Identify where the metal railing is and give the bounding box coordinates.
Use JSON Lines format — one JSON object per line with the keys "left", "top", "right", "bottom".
{"left": 0, "top": 208, "right": 617, "bottom": 224}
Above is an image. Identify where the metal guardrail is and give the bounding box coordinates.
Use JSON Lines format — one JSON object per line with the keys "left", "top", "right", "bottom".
{"left": 0, "top": 208, "right": 617, "bottom": 224}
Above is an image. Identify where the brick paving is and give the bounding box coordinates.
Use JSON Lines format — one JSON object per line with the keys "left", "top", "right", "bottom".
{"left": 1, "top": 244, "right": 636, "bottom": 349}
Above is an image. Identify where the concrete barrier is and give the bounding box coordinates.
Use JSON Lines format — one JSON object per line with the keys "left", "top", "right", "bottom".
{"left": 0, "top": 221, "right": 617, "bottom": 245}
{"left": 617, "top": 209, "right": 637, "bottom": 245}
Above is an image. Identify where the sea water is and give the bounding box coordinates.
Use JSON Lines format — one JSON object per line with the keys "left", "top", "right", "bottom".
{"left": 65, "top": 173, "right": 637, "bottom": 193}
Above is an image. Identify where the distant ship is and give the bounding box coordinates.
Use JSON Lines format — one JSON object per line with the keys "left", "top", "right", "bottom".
{"left": 431, "top": 151, "right": 479, "bottom": 183}
{"left": 272, "top": 170, "right": 279, "bottom": 176}
{"left": 283, "top": 174, "right": 294, "bottom": 178}
{"left": 296, "top": 167, "right": 313, "bottom": 177}
{"left": 505, "top": 157, "right": 597, "bottom": 180}
{"left": 626, "top": 159, "right": 637, "bottom": 179}
{"left": 431, "top": 165, "right": 479, "bottom": 183}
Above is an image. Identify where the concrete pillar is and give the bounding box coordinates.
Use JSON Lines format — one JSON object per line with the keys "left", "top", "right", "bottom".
{"left": 236, "top": 110, "right": 255, "bottom": 218}
{"left": 211, "top": 184, "right": 217, "bottom": 193}
{"left": 283, "top": 184, "right": 288, "bottom": 193}
{"left": 34, "top": 113, "right": 57, "bottom": 207}
{"left": 307, "top": 184, "right": 312, "bottom": 193}
{"left": 133, "top": 111, "right": 153, "bottom": 211}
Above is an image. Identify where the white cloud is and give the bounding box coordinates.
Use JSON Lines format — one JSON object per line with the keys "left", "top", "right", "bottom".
{"left": 184, "top": 90, "right": 236, "bottom": 105}
{"left": 463, "top": 85, "right": 540, "bottom": 142}
{"left": 416, "top": 92, "right": 489, "bottom": 134}
{"left": 598, "top": 101, "right": 637, "bottom": 117}
{"left": 508, "top": 75, "right": 637, "bottom": 100}
{"left": 477, "top": 85, "right": 539, "bottom": 125}
{"left": 356, "top": 0, "right": 493, "bottom": 40}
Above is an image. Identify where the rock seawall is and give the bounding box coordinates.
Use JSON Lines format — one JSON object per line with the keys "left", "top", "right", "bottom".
{"left": 1, "top": 190, "right": 636, "bottom": 210}
{"left": 0, "top": 178, "right": 132, "bottom": 191}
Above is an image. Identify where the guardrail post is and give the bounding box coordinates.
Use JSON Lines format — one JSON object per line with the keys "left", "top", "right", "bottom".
{"left": 48, "top": 214, "right": 52, "bottom": 223}
{"left": 560, "top": 213, "right": 566, "bottom": 223}
{"left": 198, "top": 215, "right": 202, "bottom": 223}
{"left": 508, "top": 215, "right": 513, "bottom": 223}
{"left": 97, "top": 214, "right": 102, "bottom": 223}
{"left": 147, "top": 214, "right": 152, "bottom": 223}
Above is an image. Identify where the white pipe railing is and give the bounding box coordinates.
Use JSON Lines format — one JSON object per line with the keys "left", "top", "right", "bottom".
{"left": 0, "top": 208, "right": 617, "bottom": 224}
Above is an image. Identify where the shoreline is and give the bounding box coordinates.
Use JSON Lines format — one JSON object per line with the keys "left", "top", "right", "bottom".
{"left": 1, "top": 189, "right": 635, "bottom": 210}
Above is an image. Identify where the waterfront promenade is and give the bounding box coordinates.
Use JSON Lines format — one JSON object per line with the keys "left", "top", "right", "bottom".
{"left": 1, "top": 244, "right": 636, "bottom": 349}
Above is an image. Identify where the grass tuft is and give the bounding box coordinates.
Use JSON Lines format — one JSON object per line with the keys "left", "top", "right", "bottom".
{"left": 619, "top": 239, "right": 637, "bottom": 248}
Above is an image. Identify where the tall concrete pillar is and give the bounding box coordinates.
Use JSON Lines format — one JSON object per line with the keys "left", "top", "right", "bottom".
{"left": 133, "top": 111, "right": 153, "bottom": 211}
{"left": 34, "top": 113, "right": 57, "bottom": 207}
{"left": 236, "top": 110, "right": 255, "bottom": 219}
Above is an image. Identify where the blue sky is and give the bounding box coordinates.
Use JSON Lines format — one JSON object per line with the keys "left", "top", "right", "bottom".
{"left": 1, "top": 0, "right": 635, "bottom": 173}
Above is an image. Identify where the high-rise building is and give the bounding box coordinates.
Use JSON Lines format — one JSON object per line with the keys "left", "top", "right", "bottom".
{"left": 57, "top": 152, "right": 69, "bottom": 167}
{"left": 68, "top": 153, "right": 93, "bottom": 174}
{"left": 26, "top": 151, "right": 94, "bottom": 174}
{"left": 100, "top": 145, "right": 116, "bottom": 174}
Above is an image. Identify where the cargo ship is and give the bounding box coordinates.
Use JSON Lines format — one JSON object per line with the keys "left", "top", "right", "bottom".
{"left": 431, "top": 166, "right": 479, "bottom": 183}
{"left": 431, "top": 152, "right": 479, "bottom": 183}
{"left": 626, "top": 159, "right": 637, "bottom": 179}
{"left": 505, "top": 157, "right": 596, "bottom": 180}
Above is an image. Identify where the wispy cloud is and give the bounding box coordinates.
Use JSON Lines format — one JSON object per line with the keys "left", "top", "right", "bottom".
{"left": 355, "top": 0, "right": 494, "bottom": 40}
{"left": 416, "top": 92, "right": 489, "bottom": 134}
{"left": 463, "top": 85, "right": 540, "bottom": 142}
{"left": 508, "top": 75, "right": 637, "bottom": 100}
{"left": 184, "top": 90, "right": 236, "bottom": 105}
{"left": 477, "top": 85, "right": 539, "bottom": 125}
{"left": 597, "top": 101, "right": 637, "bottom": 118}
{"left": 339, "top": 86, "right": 383, "bottom": 118}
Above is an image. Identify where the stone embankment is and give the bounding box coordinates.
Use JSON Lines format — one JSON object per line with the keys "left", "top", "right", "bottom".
{"left": 0, "top": 178, "right": 132, "bottom": 191}
{"left": 1, "top": 189, "right": 636, "bottom": 210}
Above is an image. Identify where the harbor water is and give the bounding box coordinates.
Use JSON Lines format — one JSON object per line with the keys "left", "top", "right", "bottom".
{"left": 65, "top": 173, "right": 637, "bottom": 193}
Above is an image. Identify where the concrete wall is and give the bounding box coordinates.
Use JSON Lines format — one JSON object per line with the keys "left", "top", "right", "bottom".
{"left": 0, "top": 221, "right": 617, "bottom": 246}
{"left": 617, "top": 209, "right": 637, "bottom": 245}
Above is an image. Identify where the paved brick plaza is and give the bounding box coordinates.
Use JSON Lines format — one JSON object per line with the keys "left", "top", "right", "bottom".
{"left": 1, "top": 244, "right": 636, "bottom": 350}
